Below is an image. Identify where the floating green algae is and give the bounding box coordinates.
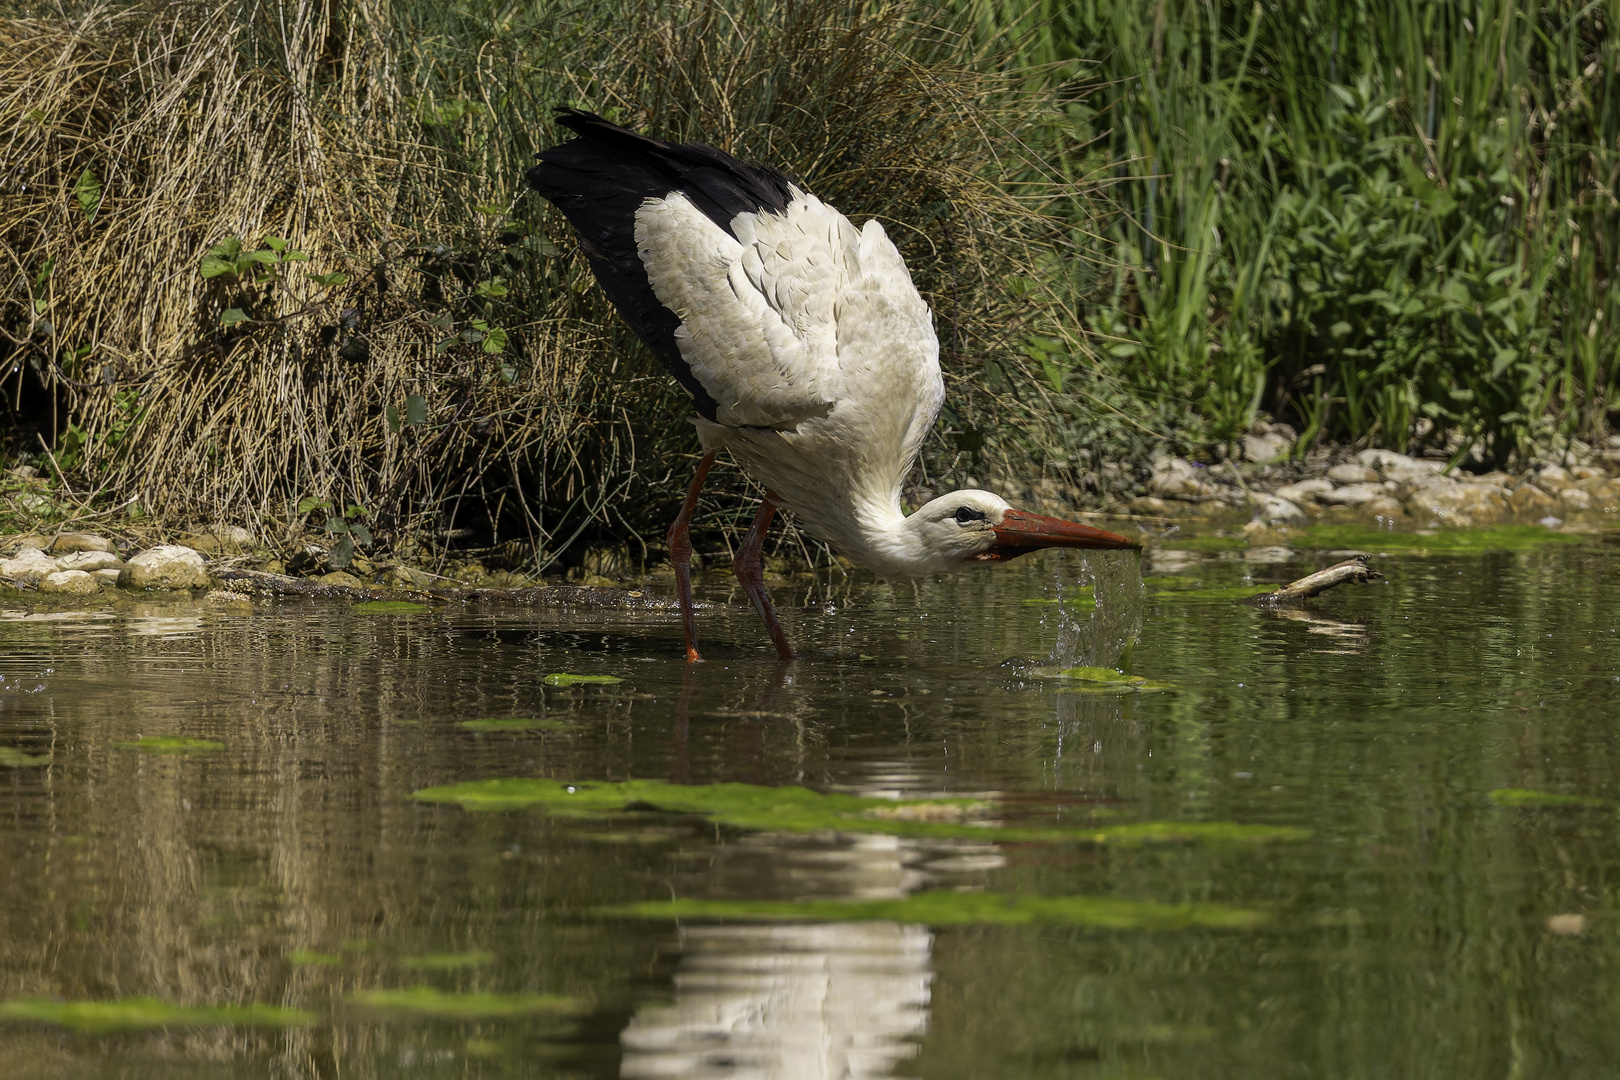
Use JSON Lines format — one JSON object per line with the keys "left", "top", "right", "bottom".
{"left": 354, "top": 601, "right": 430, "bottom": 614}
{"left": 0, "top": 996, "right": 313, "bottom": 1033}
{"left": 114, "top": 736, "right": 224, "bottom": 754}
{"left": 400, "top": 951, "right": 494, "bottom": 971}
{"left": 457, "top": 718, "right": 569, "bottom": 732}
{"left": 1291, "top": 524, "right": 1588, "bottom": 554}
{"left": 410, "top": 778, "right": 1307, "bottom": 846}
{"left": 1488, "top": 787, "right": 1605, "bottom": 808}
{"left": 602, "top": 892, "right": 1267, "bottom": 930}
{"left": 542, "top": 673, "right": 623, "bottom": 686}
{"left": 1053, "top": 667, "right": 1176, "bottom": 694}
{"left": 288, "top": 950, "right": 342, "bottom": 966}
{"left": 1059, "top": 666, "right": 1145, "bottom": 685}
{"left": 345, "top": 988, "right": 576, "bottom": 1020}
{"left": 0, "top": 747, "right": 49, "bottom": 768}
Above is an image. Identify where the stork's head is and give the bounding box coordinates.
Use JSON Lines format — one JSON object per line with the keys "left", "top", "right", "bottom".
{"left": 900, "top": 490, "right": 1138, "bottom": 572}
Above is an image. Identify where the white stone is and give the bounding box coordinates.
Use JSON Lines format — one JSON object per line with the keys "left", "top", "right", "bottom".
{"left": 1273, "top": 479, "right": 1334, "bottom": 503}
{"left": 1242, "top": 431, "right": 1291, "bottom": 463}
{"left": 91, "top": 568, "right": 122, "bottom": 584}
{"left": 0, "top": 547, "right": 59, "bottom": 583}
{"left": 118, "top": 545, "right": 210, "bottom": 591}
{"left": 1364, "top": 496, "right": 1406, "bottom": 519}
{"left": 1356, "top": 449, "right": 1445, "bottom": 482}
{"left": 179, "top": 526, "right": 256, "bottom": 554}
{"left": 38, "top": 570, "right": 100, "bottom": 596}
{"left": 1147, "top": 458, "right": 1220, "bottom": 501}
{"left": 49, "top": 532, "right": 116, "bottom": 554}
{"left": 1254, "top": 495, "right": 1307, "bottom": 523}
{"left": 1318, "top": 483, "right": 1388, "bottom": 506}
{"left": 1560, "top": 488, "right": 1592, "bottom": 512}
{"left": 1538, "top": 464, "right": 1572, "bottom": 486}
{"left": 1403, "top": 476, "right": 1510, "bottom": 526}
{"left": 1327, "top": 463, "right": 1380, "bottom": 484}
{"left": 56, "top": 550, "right": 123, "bottom": 572}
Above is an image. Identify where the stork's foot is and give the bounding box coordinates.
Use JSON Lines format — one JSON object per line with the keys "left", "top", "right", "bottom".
{"left": 735, "top": 493, "right": 794, "bottom": 661}
{"left": 668, "top": 451, "right": 717, "bottom": 664}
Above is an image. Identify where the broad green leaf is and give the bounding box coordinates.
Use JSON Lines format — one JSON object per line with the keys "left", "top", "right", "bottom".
{"left": 74, "top": 167, "right": 101, "bottom": 222}
{"left": 328, "top": 534, "right": 355, "bottom": 569}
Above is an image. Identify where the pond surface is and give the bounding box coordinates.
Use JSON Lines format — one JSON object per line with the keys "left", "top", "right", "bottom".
{"left": 2, "top": 534, "right": 1620, "bottom": 1078}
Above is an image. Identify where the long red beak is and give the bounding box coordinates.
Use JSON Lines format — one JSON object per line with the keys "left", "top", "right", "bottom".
{"left": 974, "top": 508, "right": 1139, "bottom": 561}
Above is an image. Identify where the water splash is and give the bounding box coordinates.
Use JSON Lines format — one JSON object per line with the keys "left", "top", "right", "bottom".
{"left": 1045, "top": 549, "right": 1145, "bottom": 670}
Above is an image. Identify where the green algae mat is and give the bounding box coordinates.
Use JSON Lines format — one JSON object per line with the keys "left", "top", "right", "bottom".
{"left": 0, "top": 997, "right": 312, "bottom": 1033}
{"left": 1289, "top": 524, "right": 1595, "bottom": 553}
{"left": 602, "top": 892, "right": 1268, "bottom": 930}
{"left": 411, "top": 778, "right": 1307, "bottom": 847}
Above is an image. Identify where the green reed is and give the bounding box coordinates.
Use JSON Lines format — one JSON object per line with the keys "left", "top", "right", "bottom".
{"left": 977, "top": 0, "right": 1619, "bottom": 465}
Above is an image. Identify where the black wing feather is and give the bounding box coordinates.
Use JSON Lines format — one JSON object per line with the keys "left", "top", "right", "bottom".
{"left": 527, "top": 108, "right": 799, "bottom": 422}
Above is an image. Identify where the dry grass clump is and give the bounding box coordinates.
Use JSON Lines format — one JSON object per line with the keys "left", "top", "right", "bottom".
{"left": 0, "top": 0, "right": 1090, "bottom": 566}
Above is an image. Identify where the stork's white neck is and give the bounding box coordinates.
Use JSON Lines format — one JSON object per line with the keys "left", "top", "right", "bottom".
{"left": 843, "top": 498, "right": 961, "bottom": 578}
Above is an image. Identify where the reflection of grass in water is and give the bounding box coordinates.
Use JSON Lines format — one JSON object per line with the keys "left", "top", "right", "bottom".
{"left": 345, "top": 988, "right": 576, "bottom": 1020}
{"left": 603, "top": 892, "right": 1267, "bottom": 930}
{"left": 1488, "top": 788, "right": 1604, "bottom": 808}
{"left": 1150, "top": 584, "right": 1277, "bottom": 602}
{"left": 542, "top": 673, "right": 622, "bottom": 686}
{"left": 1293, "top": 525, "right": 1590, "bottom": 553}
{"left": 1158, "top": 536, "right": 1248, "bottom": 552}
{"left": 401, "top": 951, "right": 494, "bottom": 971}
{"left": 457, "top": 718, "right": 569, "bottom": 732}
{"left": 0, "top": 747, "right": 49, "bottom": 767}
{"left": 288, "top": 950, "right": 341, "bottom": 966}
{"left": 412, "top": 778, "right": 1307, "bottom": 846}
{"left": 0, "top": 996, "right": 313, "bottom": 1033}
{"left": 353, "top": 601, "right": 430, "bottom": 614}
{"left": 114, "top": 736, "right": 223, "bottom": 753}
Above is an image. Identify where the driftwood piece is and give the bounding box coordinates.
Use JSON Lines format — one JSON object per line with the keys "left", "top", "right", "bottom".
{"left": 1243, "top": 554, "right": 1382, "bottom": 606}
{"left": 209, "top": 568, "right": 685, "bottom": 609}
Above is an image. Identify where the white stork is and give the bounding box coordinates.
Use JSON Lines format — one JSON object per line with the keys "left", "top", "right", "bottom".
{"left": 528, "top": 108, "right": 1136, "bottom": 662}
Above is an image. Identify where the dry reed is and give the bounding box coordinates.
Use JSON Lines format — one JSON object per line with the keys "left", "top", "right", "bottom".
{"left": 0, "top": 0, "right": 1093, "bottom": 566}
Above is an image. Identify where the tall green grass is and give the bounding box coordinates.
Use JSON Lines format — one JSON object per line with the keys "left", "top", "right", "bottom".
{"left": 984, "top": 0, "right": 1619, "bottom": 466}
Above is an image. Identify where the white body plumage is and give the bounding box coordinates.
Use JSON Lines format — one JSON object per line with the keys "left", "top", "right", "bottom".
{"left": 635, "top": 188, "right": 956, "bottom": 576}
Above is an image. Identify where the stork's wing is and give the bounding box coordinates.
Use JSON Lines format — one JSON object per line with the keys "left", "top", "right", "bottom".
{"left": 634, "top": 189, "right": 942, "bottom": 437}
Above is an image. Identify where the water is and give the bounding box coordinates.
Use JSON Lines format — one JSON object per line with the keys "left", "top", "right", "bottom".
{"left": 1044, "top": 550, "right": 1145, "bottom": 670}
{"left": 2, "top": 539, "right": 1620, "bottom": 1078}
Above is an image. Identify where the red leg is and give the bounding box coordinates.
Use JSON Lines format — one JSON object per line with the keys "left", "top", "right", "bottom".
{"left": 734, "top": 492, "right": 794, "bottom": 661}
{"left": 668, "top": 451, "right": 716, "bottom": 663}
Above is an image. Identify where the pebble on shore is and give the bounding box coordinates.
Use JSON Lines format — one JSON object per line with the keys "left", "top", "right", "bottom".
{"left": 1129, "top": 443, "right": 1620, "bottom": 530}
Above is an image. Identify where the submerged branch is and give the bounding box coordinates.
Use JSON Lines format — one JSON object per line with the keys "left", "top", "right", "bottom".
{"left": 1244, "top": 555, "right": 1382, "bottom": 606}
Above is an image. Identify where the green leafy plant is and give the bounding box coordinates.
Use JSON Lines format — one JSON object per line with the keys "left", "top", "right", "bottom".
{"left": 297, "top": 498, "right": 372, "bottom": 568}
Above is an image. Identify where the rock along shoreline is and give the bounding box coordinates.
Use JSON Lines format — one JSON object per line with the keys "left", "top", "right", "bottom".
{"left": 1, "top": 437, "right": 1617, "bottom": 607}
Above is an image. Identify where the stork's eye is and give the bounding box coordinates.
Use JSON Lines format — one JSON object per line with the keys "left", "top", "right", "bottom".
{"left": 953, "top": 506, "right": 986, "bottom": 525}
